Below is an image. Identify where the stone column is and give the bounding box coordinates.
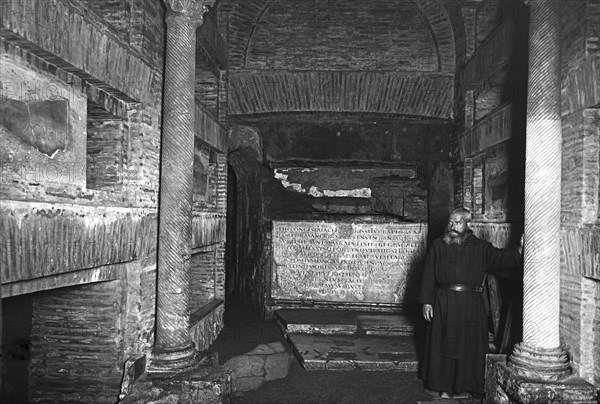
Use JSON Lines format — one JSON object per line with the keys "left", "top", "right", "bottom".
{"left": 507, "top": 0, "right": 571, "bottom": 380}
{"left": 148, "top": 0, "right": 212, "bottom": 373}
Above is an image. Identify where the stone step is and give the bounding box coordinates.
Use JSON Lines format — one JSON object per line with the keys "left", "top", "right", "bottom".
{"left": 274, "top": 309, "right": 358, "bottom": 335}
{"left": 356, "top": 313, "right": 415, "bottom": 336}
{"left": 286, "top": 333, "right": 418, "bottom": 372}
{"left": 417, "top": 390, "right": 482, "bottom": 403}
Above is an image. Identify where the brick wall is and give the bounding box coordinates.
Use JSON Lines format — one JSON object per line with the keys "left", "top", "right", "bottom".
{"left": 475, "top": 0, "right": 501, "bottom": 48}
{"left": 560, "top": 271, "right": 584, "bottom": 369}
{"left": 130, "top": 0, "right": 166, "bottom": 67}
{"left": 561, "top": 0, "right": 587, "bottom": 70}
{"left": 28, "top": 282, "right": 123, "bottom": 403}
{"left": 561, "top": 110, "right": 600, "bottom": 226}
{"left": 78, "top": 0, "right": 165, "bottom": 67}
{"left": 191, "top": 251, "right": 217, "bottom": 309}
{"left": 79, "top": 0, "right": 131, "bottom": 43}
{"left": 87, "top": 118, "right": 126, "bottom": 191}
{"left": 247, "top": 0, "right": 438, "bottom": 72}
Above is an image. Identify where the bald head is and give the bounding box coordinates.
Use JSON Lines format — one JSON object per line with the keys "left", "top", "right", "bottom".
{"left": 449, "top": 208, "right": 471, "bottom": 223}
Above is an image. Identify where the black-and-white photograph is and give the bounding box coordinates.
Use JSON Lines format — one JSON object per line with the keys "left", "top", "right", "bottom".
{"left": 1, "top": 0, "right": 599, "bottom": 402}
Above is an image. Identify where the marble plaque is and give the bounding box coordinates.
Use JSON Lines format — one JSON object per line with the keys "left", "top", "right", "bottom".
{"left": 271, "top": 220, "right": 427, "bottom": 304}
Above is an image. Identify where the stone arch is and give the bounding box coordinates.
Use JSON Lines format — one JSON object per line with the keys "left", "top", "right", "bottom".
{"left": 225, "top": 0, "right": 273, "bottom": 69}
{"left": 225, "top": 0, "right": 465, "bottom": 74}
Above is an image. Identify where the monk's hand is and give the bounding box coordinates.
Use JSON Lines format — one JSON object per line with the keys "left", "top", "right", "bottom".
{"left": 422, "top": 304, "right": 433, "bottom": 322}
{"left": 519, "top": 234, "right": 524, "bottom": 255}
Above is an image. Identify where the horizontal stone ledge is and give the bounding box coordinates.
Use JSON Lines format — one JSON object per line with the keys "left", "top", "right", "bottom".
{"left": 0, "top": 0, "right": 157, "bottom": 104}
{"left": 457, "top": 103, "right": 517, "bottom": 159}
{"left": 460, "top": 19, "right": 517, "bottom": 88}
{"left": 195, "top": 105, "right": 228, "bottom": 152}
{"left": 1, "top": 262, "right": 123, "bottom": 297}
{"left": 0, "top": 36, "right": 140, "bottom": 121}
{"left": 228, "top": 70, "right": 454, "bottom": 119}
{"left": 1, "top": 202, "right": 158, "bottom": 284}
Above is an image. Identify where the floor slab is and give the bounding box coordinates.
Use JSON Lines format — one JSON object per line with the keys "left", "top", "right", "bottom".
{"left": 286, "top": 333, "right": 419, "bottom": 372}
{"left": 356, "top": 314, "right": 415, "bottom": 336}
{"left": 274, "top": 309, "right": 358, "bottom": 335}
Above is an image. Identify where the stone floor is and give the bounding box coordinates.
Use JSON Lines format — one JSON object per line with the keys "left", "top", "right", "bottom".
{"left": 274, "top": 308, "right": 419, "bottom": 371}
{"left": 207, "top": 297, "right": 482, "bottom": 403}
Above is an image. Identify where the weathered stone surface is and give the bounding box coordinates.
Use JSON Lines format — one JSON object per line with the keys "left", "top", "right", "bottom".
{"left": 369, "top": 176, "right": 427, "bottom": 220}
{"left": 264, "top": 352, "right": 293, "bottom": 381}
{"left": 495, "top": 360, "right": 598, "bottom": 403}
{"left": 274, "top": 167, "right": 416, "bottom": 199}
{"left": 0, "top": 203, "right": 157, "bottom": 285}
{"left": 120, "top": 364, "right": 232, "bottom": 404}
{"left": 222, "top": 342, "right": 292, "bottom": 392}
{"left": 234, "top": 376, "right": 264, "bottom": 392}
{"left": 271, "top": 219, "right": 427, "bottom": 305}
{"left": 258, "top": 118, "right": 452, "bottom": 164}
{"left": 0, "top": 99, "right": 69, "bottom": 157}
{"left": 286, "top": 333, "right": 418, "bottom": 372}
{"left": 266, "top": 341, "right": 287, "bottom": 354}
{"left": 276, "top": 309, "right": 358, "bottom": 335}
{"left": 189, "top": 300, "right": 224, "bottom": 352}
{"left": 356, "top": 314, "right": 415, "bottom": 336}
{"left": 247, "top": 343, "right": 278, "bottom": 355}
{"left": 0, "top": 59, "right": 87, "bottom": 189}
{"left": 224, "top": 354, "right": 266, "bottom": 378}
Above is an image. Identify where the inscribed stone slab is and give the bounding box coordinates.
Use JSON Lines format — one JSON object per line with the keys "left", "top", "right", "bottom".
{"left": 271, "top": 220, "right": 427, "bottom": 305}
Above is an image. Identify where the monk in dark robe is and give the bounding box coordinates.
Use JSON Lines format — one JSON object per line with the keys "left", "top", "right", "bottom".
{"left": 418, "top": 208, "right": 522, "bottom": 399}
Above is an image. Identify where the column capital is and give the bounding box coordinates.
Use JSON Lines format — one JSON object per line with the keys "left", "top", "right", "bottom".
{"left": 164, "top": 0, "right": 216, "bottom": 25}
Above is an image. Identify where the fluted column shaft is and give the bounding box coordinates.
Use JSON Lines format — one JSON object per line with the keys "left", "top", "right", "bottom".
{"left": 508, "top": 0, "right": 571, "bottom": 380}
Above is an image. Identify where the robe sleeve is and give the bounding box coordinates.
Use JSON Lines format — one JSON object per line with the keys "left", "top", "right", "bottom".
{"left": 418, "top": 243, "right": 436, "bottom": 305}
{"left": 484, "top": 241, "right": 522, "bottom": 273}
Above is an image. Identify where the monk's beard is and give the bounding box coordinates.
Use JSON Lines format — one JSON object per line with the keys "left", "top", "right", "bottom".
{"left": 443, "top": 230, "right": 468, "bottom": 245}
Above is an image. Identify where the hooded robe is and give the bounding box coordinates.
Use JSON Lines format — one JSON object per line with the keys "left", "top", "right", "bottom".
{"left": 418, "top": 231, "right": 521, "bottom": 394}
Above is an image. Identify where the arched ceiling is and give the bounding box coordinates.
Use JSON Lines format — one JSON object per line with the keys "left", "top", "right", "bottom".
{"left": 222, "top": 0, "right": 465, "bottom": 73}
{"left": 246, "top": 0, "right": 439, "bottom": 72}
{"left": 215, "top": 0, "right": 466, "bottom": 119}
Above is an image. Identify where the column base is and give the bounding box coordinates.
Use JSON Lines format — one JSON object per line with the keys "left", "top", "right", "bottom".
{"left": 147, "top": 342, "right": 200, "bottom": 373}
{"left": 486, "top": 354, "right": 598, "bottom": 403}
{"left": 120, "top": 358, "right": 232, "bottom": 404}
{"left": 507, "top": 342, "right": 571, "bottom": 381}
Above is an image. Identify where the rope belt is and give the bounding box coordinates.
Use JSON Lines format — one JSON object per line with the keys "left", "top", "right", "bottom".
{"left": 435, "top": 283, "right": 484, "bottom": 293}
